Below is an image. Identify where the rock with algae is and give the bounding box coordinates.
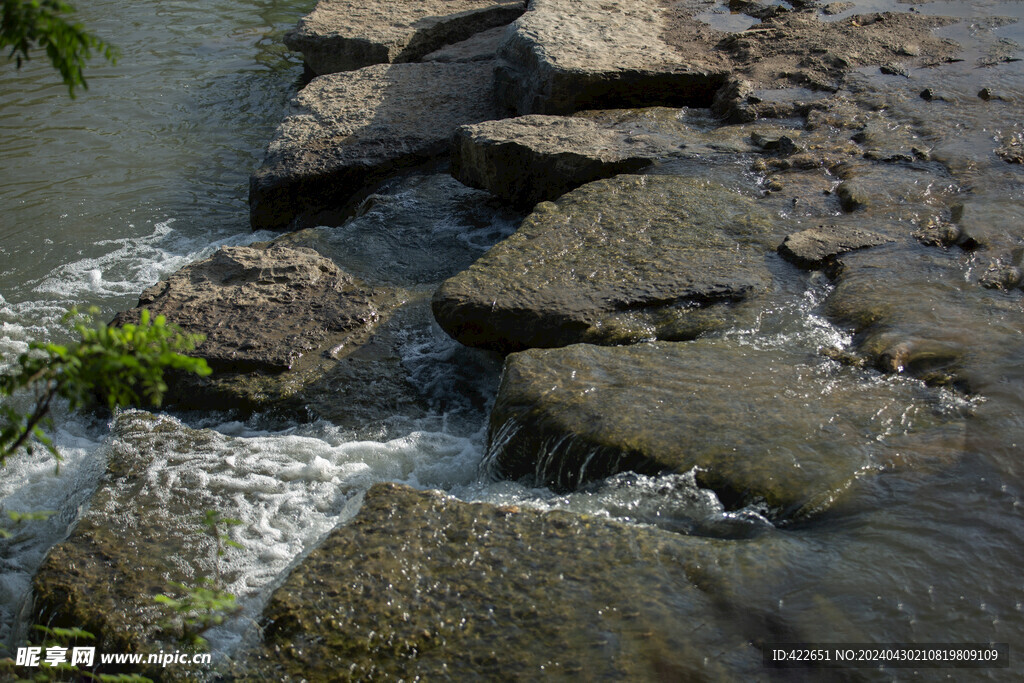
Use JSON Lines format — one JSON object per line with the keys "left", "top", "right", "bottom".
{"left": 433, "top": 175, "right": 779, "bottom": 352}
{"left": 238, "top": 482, "right": 771, "bottom": 679}
{"left": 488, "top": 338, "right": 966, "bottom": 518}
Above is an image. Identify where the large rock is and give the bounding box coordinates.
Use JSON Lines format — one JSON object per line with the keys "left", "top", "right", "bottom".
{"left": 451, "top": 114, "right": 677, "bottom": 206}
{"left": 114, "top": 243, "right": 382, "bottom": 373}
{"left": 495, "top": 0, "right": 727, "bottom": 114}
{"left": 432, "top": 175, "right": 778, "bottom": 351}
{"left": 239, "top": 482, "right": 768, "bottom": 679}
{"left": 285, "top": 0, "right": 525, "bottom": 75}
{"left": 488, "top": 339, "right": 966, "bottom": 518}
{"left": 32, "top": 413, "right": 238, "bottom": 679}
{"left": 249, "top": 62, "right": 503, "bottom": 232}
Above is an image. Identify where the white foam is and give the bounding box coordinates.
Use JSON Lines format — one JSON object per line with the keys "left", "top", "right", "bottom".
{"left": 31, "top": 220, "right": 277, "bottom": 301}
{"left": 83, "top": 411, "right": 489, "bottom": 653}
{"left": 0, "top": 403, "right": 108, "bottom": 645}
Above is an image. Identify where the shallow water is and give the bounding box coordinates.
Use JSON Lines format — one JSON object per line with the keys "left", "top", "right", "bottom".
{"left": 1, "top": 0, "right": 1023, "bottom": 677}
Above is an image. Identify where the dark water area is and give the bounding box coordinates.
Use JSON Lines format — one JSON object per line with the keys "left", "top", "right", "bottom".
{"left": 0, "top": 0, "right": 1023, "bottom": 678}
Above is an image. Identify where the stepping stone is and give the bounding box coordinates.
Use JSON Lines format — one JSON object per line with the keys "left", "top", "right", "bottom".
{"left": 452, "top": 114, "right": 677, "bottom": 207}
{"left": 489, "top": 339, "right": 966, "bottom": 518}
{"left": 433, "top": 175, "right": 778, "bottom": 351}
{"left": 285, "top": 0, "right": 525, "bottom": 75}
{"left": 495, "top": 0, "right": 727, "bottom": 114}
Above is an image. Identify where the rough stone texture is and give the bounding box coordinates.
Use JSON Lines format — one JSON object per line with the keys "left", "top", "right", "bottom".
{"left": 452, "top": 115, "right": 678, "bottom": 206}
{"left": 696, "top": 11, "right": 959, "bottom": 93}
{"left": 489, "top": 339, "right": 964, "bottom": 518}
{"left": 249, "top": 62, "right": 504, "bottom": 232}
{"left": 496, "top": 0, "right": 958, "bottom": 115}
{"left": 433, "top": 175, "right": 778, "bottom": 351}
{"left": 423, "top": 24, "right": 510, "bottom": 62}
{"left": 114, "top": 243, "right": 381, "bottom": 373}
{"left": 284, "top": 0, "right": 525, "bottom": 75}
{"left": 496, "top": 0, "right": 728, "bottom": 114}
{"left": 240, "top": 483, "right": 769, "bottom": 680}
{"left": 778, "top": 224, "right": 893, "bottom": 269}
{"left": 32, "top": 413, "right": 234, "bottom": 679}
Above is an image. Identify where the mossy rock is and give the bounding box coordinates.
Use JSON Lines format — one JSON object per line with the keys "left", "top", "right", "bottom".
{"left": 489, "top": 338, "right": 966, "bottom": 519}
{"left": 238, "top": 482, "right": 773, "bottom": 679}
{"left": 433, "top": 175, "right": 780, "bottom": 352}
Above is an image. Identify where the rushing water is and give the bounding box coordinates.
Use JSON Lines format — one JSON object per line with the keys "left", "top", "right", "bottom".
{"left": 1, "top": 0, "right": 1023, "bottom": 676}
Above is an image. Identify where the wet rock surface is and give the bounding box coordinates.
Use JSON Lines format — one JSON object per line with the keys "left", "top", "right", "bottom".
{"left": 240, "top": 482, "right": 768, "bottom": 680}
{"left": 488, "top": 339, "right": 965, "bottom": 518}
{"left": 826, "top": 244, "right": 1024, "bottom": 390}
{"left": 114, "top": 243, "right": 383, "bottom": 373}
{"left": 249, "top": 62, "right": 503, "bottom": 231}
{"left": 433, "top": 175, "right": 778, "bottom": 351}
{"left": 285, "top": 0, "right": 524, "bottom": 75}
{"left": 779, "top": 223, "right": 893, "bottom": 269}
{"left": 141, "top": 173, "right": 514, "bottom": 428}
{"left": 32, "top": 413, "right": 235, "bottom": 678}
{"left": 452, "top": 114, "right": 678, "bottom": 206}
{"left": 273, "top": 173, "right": 521, "bottom": 287}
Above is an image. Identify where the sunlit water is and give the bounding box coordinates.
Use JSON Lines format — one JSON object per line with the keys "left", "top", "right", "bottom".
{"left": 1, "top": 0, "right": 1022, "bottom": 676}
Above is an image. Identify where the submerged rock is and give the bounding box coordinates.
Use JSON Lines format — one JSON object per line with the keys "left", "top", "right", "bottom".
{"left": 285, "top": 0, "right": 524, "bottom": 75}
{"left": 488, "top": 339, "right": 965, "bottom": 518}
{"left": 825, "top": 244, "right": 1024, "bottom": 389}
{"left": 249, "top": 62, "right": 503, "bottom": 231}
{"left": 452, "top": 115, "right": 677, "bottom": 206}
{"left": 273, "top": 173, "right": 521, "bottom": 287}
{"left": 433, "top": 175, "right": 777, "bottom": 351}
{"left": 114, "top": 243, "right": 382, "bottom": 373}
{"left": 779, "top": 223, "right": 893, "bottom": 269}
{"left": 241, "top": 482, "right": 767, "bottom": 679}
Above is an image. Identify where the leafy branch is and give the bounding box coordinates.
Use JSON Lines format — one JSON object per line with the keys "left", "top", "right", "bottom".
{"left": 1, "top": 0, "right": 118, "bottom": 96}
{"left": 0, "top": 307, "right": 211, "bottom": 466}
{"left": 155, "top": 511, "right": 244, "bottom": 648}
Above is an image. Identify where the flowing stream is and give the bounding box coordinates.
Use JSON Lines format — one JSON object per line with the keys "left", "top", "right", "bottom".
{"left": 1, "top": 0, "right": 1022, "bottom": 676}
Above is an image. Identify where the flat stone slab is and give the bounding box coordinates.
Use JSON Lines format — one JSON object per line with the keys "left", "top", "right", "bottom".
{"left": 238, "top": 482, "right": 767, "bottom": 679}
{"left": 285, "top": 0, "right": 524, "bottom": 75}
{"left": 432, "top": 175, "right": 778, "bottom": 351}
{"left": 452, "top": 114, "right": 678, "bottom": 206}
{"left": 249, "top": 61, "right": 502, "bottom": 232}
{"left": 496, "top": 0, "right": 727, "bottom": 114}
{"left": 778, "top": 223, "right": 893, "bottom": 269}
{"left": 114, "top": 243, "right": 380, "bottom": 373}
{"left": 489, "top": 339, "right": 965, "bottom": 518}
